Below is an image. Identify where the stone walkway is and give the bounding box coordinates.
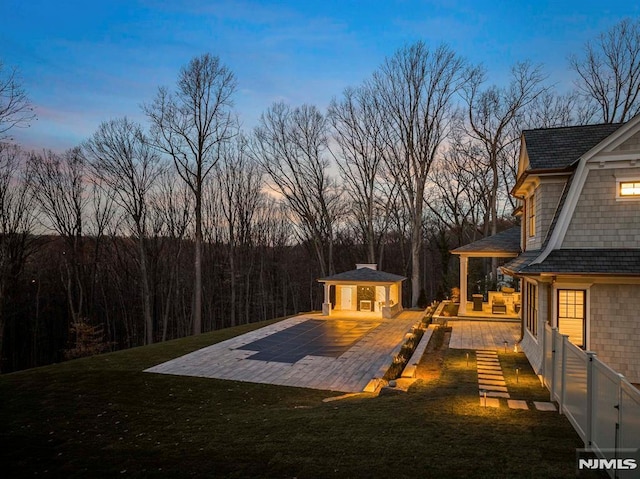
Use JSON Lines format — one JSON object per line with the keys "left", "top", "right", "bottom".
{"left": 474, "top": 349, "right": 557, "bottom": 411}
{"left": 449, "top": 320, "right": 520, "bottom": 351}
{"left": 145, "top": 311, "right": 424, "bottom": 393}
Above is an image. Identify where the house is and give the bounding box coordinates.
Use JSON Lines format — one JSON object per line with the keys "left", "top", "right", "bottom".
{"left": 500, "top": 116, "right": 640, "bottom": 384}
{"left": 318, "top": 264, "right": 405, "bottom": 319}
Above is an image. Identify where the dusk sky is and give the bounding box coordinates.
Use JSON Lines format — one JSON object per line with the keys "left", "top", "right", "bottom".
{"left": 2, "top": 0, "right": 639, "bottom": 151}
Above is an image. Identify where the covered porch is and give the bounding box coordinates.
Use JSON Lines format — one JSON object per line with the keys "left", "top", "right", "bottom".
{"left": 451, "top": 227, "right": 522, "bottom": 319}
{"left": 318, "top": 264, "right": 406, "bottom": 319}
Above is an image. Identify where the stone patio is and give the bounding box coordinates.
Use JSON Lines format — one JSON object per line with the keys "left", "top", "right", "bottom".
{"left": 145, "top": 310, "right": 424, "bottom": 393}
{"left": 448, "top": 320, "right": 521, "bottom": 351}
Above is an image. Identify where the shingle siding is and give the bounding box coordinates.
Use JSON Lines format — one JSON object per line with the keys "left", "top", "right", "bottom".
{"left": 613, "top": 130, "right": 640, "bottom": 152}
{"left": 563, "top": 168, "right": 640, "bottom": 248}
{"left": 590, "top": 284, "right": 640, "bottom": 383}
{"left": 526, "top": 181, "right": 565, "bottom": 251}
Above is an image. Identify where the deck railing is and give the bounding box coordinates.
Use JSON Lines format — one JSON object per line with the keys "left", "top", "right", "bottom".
{"left": 542, "top": 324, "right": 640, "bottom": 478}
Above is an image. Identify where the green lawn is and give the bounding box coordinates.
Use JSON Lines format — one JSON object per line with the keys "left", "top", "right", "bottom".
{"left": 1, "top": 319, "right": 585, "bottom": 478}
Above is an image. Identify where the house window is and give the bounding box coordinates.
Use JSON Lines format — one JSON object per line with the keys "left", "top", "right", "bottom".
{"left": 525, "top": 282, "right": 537, "bottom": 337}
{"left": 620, "top": 181, "right": 640, "bottom": 197}
{"left": 527, "top": 195, "right": 536, "bottom": 237}
{"left": 557, "top": 289, "right": 586, "bottom": 349}
{"left": 616, "top": 177, "right": 640, "bottom": 200}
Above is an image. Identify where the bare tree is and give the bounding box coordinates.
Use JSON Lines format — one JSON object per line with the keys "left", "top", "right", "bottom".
{"left": 216, "top": 135, "right": 263, "bottom": 326}
{"left": 84, "top": 117, "right": 164, "bottom": 345}
{"left": 463, "top": 62, "right": 548, "bottom": 237}
{"left": 372, "top": 42, "right": 467, "bottom": 306}
{"left": 251, "top": 102, "right": 342, "bottom": 278}
{"left": 0, "top": 61, "right": 35, "bottom": 138}
{"left": 570, "top": 18, "right": 640, "bottom": 123}
{"left": 0, "top": 142, "right": 35, "bottom": 368}
{"left": 145, "top": 53, "right": 237, "bottom": 335}
{"left": 150, "top": 170, "right": 192, "bottom": 341}
{"left": 29, "top": 147, "right": 88, "bottom": 327}
{"left": 328, "top": 85, "right": 395, "bottom": 265}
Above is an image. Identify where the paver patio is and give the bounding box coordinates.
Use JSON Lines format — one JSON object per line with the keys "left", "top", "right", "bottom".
{"left": 145, "top": 310, "right": 424, "bottom": 392}
{"left": 448, "top": 320, "right": 520, "bottom": 350}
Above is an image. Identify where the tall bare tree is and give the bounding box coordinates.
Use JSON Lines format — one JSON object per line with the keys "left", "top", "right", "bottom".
{"left": 84, "top": 117, "right": 164, "bottom": 345}
{"left": 216, "top": 135, "right": 263, "bottom": 326}
{"left": 145, "top": 53, "right": 237, "bottom": 335}
{"left": 328, "top": 85, "right": 395, "bottom": 265}
{"left": 372, "top": 42, "right": 467, "bottom": 306}
{"left": 149, "top": 170, "right": 192, "bottom": 341}
{"left": 463, "top": 61, "right": 548, "bottom": 242}
{"left": 0, "top": 61, "right": 35, "bottom": 139}
{"left": 570, "top": 18, "right": 640, "bottom": 123}
{"left": 252, "top": 102, "right": 342, "bottom": 278}
{"left": 0, "top": 142, "right": 35, "bottom": 368}
{"left": 29, "top": 147, "right": 88, "bottom": 327}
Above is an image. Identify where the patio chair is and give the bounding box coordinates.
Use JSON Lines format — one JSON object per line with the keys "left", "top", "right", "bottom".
{"left": 492, "top": 297, "right": 507, "bottom": 314}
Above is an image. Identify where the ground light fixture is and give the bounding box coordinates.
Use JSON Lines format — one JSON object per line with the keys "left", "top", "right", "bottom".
{"left": 503, "top": 340, "right": 508, "bottom": 353}
{"left": 466, "top": 352, "right": 469, "bottom": 367}
{"left": 480, "top": 389, "right": 487, "bottom": 407}
{"left": 515, "top": 368, "right": 520, "bottom": 383}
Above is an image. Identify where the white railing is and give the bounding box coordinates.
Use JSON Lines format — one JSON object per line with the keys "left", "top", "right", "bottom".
{"left": 541, "top": 324, "right": 640, "bottom": 478}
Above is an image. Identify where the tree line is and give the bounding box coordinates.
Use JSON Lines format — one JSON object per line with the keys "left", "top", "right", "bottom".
{"left": 1, "top": 18, "right": 639, "bottom": 372}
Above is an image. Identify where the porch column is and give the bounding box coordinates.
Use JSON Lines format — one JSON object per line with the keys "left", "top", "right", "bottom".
{"left": 384, "top": 284, "right": 390, "bottom": 308}
{"left": 459, "top": 255, "right": 468, "bottom": 315}
{"left": 322, "top": 282, "right": 332, "bottom": 316}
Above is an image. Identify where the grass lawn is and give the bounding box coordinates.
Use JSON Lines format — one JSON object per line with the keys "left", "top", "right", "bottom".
{"left": 1, "top": 319, "right": 585, "bottom": 478}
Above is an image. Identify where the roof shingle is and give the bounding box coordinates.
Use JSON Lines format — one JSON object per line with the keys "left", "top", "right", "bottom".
{"left": 524, "top": 123, "right": 623, "bottom": 170}
{"left": 451, "top": 227, "right": 521, "bottom": 255}
{"left": 502, "top": 249, "right": 640, "bottom": 276}
{"left": 318, "top": 268, "right": 406, "bottom": 283}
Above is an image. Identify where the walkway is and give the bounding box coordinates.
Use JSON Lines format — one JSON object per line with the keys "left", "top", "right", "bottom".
{"left": 448, "top": 320, "right": 520, "bottom": 351}
{"left": 145, "top": 311, "right": 424, "bottom": 393}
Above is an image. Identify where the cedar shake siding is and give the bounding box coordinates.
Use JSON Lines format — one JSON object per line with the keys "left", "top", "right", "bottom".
{"left": 562, "top": 167, "right": 640, "bottom": 248}
{"left": 590, "top": 284, "right": 640, "bottom": 383}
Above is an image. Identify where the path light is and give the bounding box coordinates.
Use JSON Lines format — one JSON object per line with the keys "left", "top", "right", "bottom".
{"left": 503, "top": 341, "right": 508, "bottom": 353}
{"left": 466, "top": 352, "right": 469, "bottom": 367}
{"left": 480, "top": 389, "right": 487, "bottom": 408}
{"left": 515, "top": 368, "right": 520, "bottom": 383}
{"left": 514, "top": 344, "right": 518, "bottom": 353}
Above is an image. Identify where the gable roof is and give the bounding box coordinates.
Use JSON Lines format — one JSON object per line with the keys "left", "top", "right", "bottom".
{"left": 523, "top": 123, "right": 623, "bottom": 170}
{"left": 451, "top": 227, "right": 521, "bottom": 255}
{"left": 502, "top": 249, "right": 640, "bottom": 276}
{"left": 318, "top": 268, "right": 406, "bottom": 283}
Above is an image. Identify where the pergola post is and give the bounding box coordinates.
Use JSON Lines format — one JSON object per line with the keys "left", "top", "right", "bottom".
{"left": 322, "top": 282, "right": 332, "bottom": 316}
{"left": 459, "top": 256, "right": 468, "bottom": 315}
{"left": 384, "top": 285, "right": 390, "bottom": 308}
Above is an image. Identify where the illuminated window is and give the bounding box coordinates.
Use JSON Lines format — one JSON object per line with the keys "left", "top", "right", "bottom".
{"left": 525, "top": 282, "right": 537, "bottom": 337}
{"left": 620, "top": 181, "right": 640, "bottom": 197}
{"left": 616, "top": 177, "right": 640, "bottom": 200}
{"left": 557, "top": 289, "right": 586, "bottom": 349}
{"left": 528, "top": 195, "right": 536, "bottom": 237}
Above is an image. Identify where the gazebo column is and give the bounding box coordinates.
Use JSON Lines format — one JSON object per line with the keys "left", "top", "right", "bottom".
{"left": 384, "top": 285, "right": 390, "bottom": 308}
{"left": 459, "top": 256, "right": 468, "bottom": 315}
{"left": 322, "top": 282, "right": 332, "bottom": 316}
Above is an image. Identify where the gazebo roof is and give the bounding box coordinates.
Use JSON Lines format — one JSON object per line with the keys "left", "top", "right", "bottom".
{"left": 318, "top": 267, "right": 406, "bottom": 283}
{"left": 451, "top": 227, "right": 521, "bottom": 256}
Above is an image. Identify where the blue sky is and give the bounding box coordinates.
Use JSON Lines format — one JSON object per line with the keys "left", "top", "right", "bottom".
{"left": 1, "top": 0, "right": 638, "bottom": 151}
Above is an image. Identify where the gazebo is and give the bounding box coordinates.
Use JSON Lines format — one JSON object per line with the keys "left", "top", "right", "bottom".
{"left": 317, "top": 264, "right": 406, "bottom": 319}
{"left": 450, "top": 227, "right": 521, "bottom": 315}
